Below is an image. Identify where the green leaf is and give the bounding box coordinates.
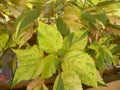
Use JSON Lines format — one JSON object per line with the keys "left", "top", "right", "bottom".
{"left": 101, "top": 46, "right": 113, "bottom": 65}
{"left": 109, "top": 44, "right": 120, "bottom": 54}
{"left": 56, "top": 17, "right": 70, "bottom": 36}
{"left": 53, "top": 75, "right": 65, "bottom": 90}
{"left": 99, "top": 37, "right": 109, "bottom": 45}
{"left": 14, "top": 8, "right": 40, "bottom": 36}
{"left": 96, "top": 46, "right": 113, "bottom": 70}
{"left": 96, "top": 71, "right": 106, "bottom": 86}
{"left": 63, "top": 30, "right": 88, "bottom": 51}
{"left": 53, "top": 72, "right": 82, "bottom": 90}
{"left": 12, "top": 45, "right": 44, "bottom": 87}
{"left": 81, "top": 11, "right": 96, "bottom": 24}
{"left": 96, "top": 49, "right": 106, "bottom": 70}
{"left": 37, "top": 21, "right": 63, "bottom": 54}
{"left": 57, "top": 49, "right": 67, "bottom": 57}
{"left": 62, "top": 51, "right": 99, "bottom": 88}
{"left": 40, "top": 54, "right": 59, "bottom": 79}
{"left": 95, "top": 11, "right": 108, "bottom": 25}
{"left": 0, "top": 32, "right": 9, "bottom": 52}
{"left": 5, "top": 36, "right": 17, "bottom": 49}
{"left": 88, "top": 41, "right": 100, "bottom": 51}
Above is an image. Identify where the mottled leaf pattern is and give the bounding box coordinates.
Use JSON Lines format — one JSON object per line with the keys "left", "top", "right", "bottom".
{"left": 40, "top": 54, "right": 59, "bottom": 79}
{"left": 0, "top": 32, "right": 9, "bottom": 52}
{"left": 63, "top": 30, "right": 88, "bottom": 51}
{"left": 12, "top": 46, "right": 44, "bottom": 87}
{"left": 14, "top": 8, "right": 40, "bottom": 36}
{"left": 62, "top": 51, "right": 99, "bottom": 87}
{"left": 53, "top": 72, "right": 82, "bottom": 90}
{"left": 37, "top": 21, "right": 63, "bottom": 54}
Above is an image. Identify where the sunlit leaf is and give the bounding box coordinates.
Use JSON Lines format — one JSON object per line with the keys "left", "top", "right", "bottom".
{"left": 62, "top": 51, "right": 99, "bottom": 88}
{"left": 53, "top": 75, "right": 64, "bottom": 90}
{"left": 53, "top": 72, "right": 82, "bottom": 90}
{"left": 14, "top": 8, "right": 40, "bottom": 36}
{"left": 88, "top": 41, "right": 100, "bottom": 50}
{"left": 40, "top": 54, "right": 59, "bottom": 79}
{"left": 63, "top": 30, "right": 88, "bottom": 51}
{"left": 0, "top": 31, "right": 9, "bottom": 52}
{"left": 96, "top": 71, "right": 106, "bottom": 86}
{"left": 37, "top": 21, "right": 63, "bottom": 54}
{"left": 12, "top": 46, "right": 44, "bottom": 87}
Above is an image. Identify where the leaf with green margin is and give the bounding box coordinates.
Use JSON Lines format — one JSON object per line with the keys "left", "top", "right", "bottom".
{"left": 63, "top": 30, "right": 88, "bottom": 51}
{"left": 81, "top": 11, "right": 96, "bottom": 24}
{"left": 53, "top": 75, "right": 64, "bottom": 90}
{"left": 56, "top": 17, "right": 70, "bottom": 36}
{"left": 14, "top": 8, "right": 40, "bottom": 36}
{"left": 96, "top": 71, "right": 106, "bottom": 86}
{"left": 0, "top": 32, "right": 9, "bottom": 52}
{"left": 37, "top": 21, "right": 63, "bottom": 54}
{"left": 62, "top": 51, "right": 99, "bottom": 88}
{"left": 53, "top": 72, "right": 82, "bottom": 90}
{"left": 40, "top": 54, "right": 59, "bottom": 79}
{"left": 96, "top": 46, "right": 113, "bottom": 70}
{"left": 96, "top": 50, "right": 106, "bottom": 70}
{"left": 88, "top": 41, "right": 100, "bottom": 51}
{"left": 109, "top": 44, "right": 120, "bottom": 54}
{"left": 12, "top": 45, "right": 44, "bottom": 88}
{"left": 95, "top": 11, "right": 108, "bottom": 25}
{"left": 102, "top": 46, "right": 113, "bottom": 65}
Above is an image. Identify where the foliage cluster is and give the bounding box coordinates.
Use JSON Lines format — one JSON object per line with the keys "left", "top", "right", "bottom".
{"left": 0, "top": 0, "right": 120, "bottom": 90}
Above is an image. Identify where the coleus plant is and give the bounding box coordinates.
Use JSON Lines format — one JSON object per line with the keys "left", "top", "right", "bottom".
{"left": 0, "top": 0, "right": 120, "bottom": 90}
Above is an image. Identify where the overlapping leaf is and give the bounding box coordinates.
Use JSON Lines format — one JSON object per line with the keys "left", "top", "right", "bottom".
{"left": 53, "top": 72, "right": 82, "bottom": 90}
{"left": 56, "top": 17, "right": 70, "bottom": 36}
{"left": 12, "top": 46, "right": 44, "bottom": 87}
{"left": 61, "top": 5, "right": 82, "bottom": 32}
{"left": 81, "top": 11, "right": 96, "bottom": 25}
{"left": 0, "top": 31, "right": 9, "bottom": 52}
{"left": 37, "top": 21, "right": 63, "bottom": 54}
{"left": 63, "top": 30, "right": 88, "bottom": 51}
{"left": 62, "top": 51, "right": 99, "bottom": 88}
{"left": 53, "top": 75, "right": 64, "bottom": 90}
{"left": 40, "top": 54, "right": 59, "bottom": 79}
{"left": 14, "top": 8, "right": 40, "bottom": 36}
{"left": 96, "top": 46, "right": 114, "bottom": 70}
